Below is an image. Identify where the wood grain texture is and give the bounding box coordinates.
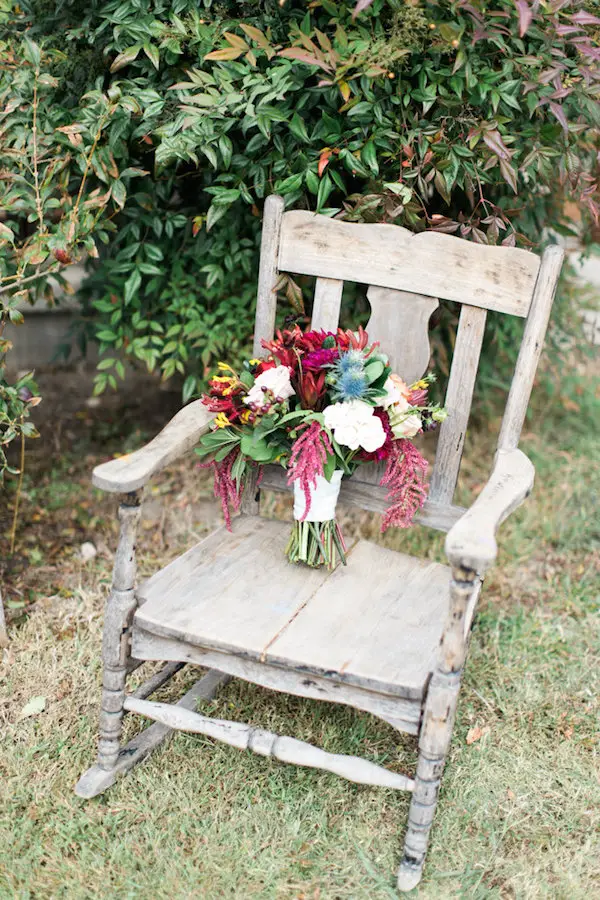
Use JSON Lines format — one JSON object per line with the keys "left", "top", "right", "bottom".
{"left": 278, "top": 209, "right": 540, "bottom": 316}
{"left": 259, "top": 465, "right": 465, "bottom": 532}
{"left": 366, "top": 287, "right": 438, "bottom": 384}
{"left": 498, "top": 244, "right": 564, "bottom": 449}
{"left": 311, "top": 277, "right": 344, "bottom": 331}
{"left": 428, "top": 304, "right": 488, "bottom": 505}
{"left": 135, "top": 522, "right": 451, "bottom": 701}
{"left": 124, "top": 695, "right": 415, "bottom": 792}
{"left": 135, "top": 516, "right": 336, "bottom": 655}
{"left": 75, "top": 670, "right": 229, "bottom": 799}
{"left": 253, "top": 194, "right": 285, "bottom": 357}
{"left": 92, "top": 400, "right": 214, "bottom": 493}
{"left": 131, "top": 628, "right": 422, "bottom": 733}
{"left": 267, "top": 540, "right": 450, "bottom": 699}
{"left": 445, "top": 448, "right": 534, "bottom": 572}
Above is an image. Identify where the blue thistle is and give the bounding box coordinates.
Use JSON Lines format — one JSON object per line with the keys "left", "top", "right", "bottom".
{"left": 335, "top": 368, "right": 368, "bottom": 401}
{"left": 336, "top": 349, "right": 364, "bottom": 375}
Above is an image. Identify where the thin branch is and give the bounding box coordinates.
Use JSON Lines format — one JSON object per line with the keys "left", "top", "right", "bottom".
{"left": 68, "top": 119, "right": 106, "bottom": 243}
{"left": 31, "top": 70, "right": 45, "bottom": 236}
{"left": 0, "top": 265, "right": 63, "bottom": 296}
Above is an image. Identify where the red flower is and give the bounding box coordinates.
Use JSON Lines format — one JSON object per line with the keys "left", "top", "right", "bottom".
{"left": 302, "top": 347, "right": 339, "bottom": 370}
{"left": 297, "top": 370, "right": 327, "bottom": 409}
{"left": 255, "top": 359, "right": 277, "bottom": 376}
{"left": 336, "top": 325, "right": 370, "bottom": 351}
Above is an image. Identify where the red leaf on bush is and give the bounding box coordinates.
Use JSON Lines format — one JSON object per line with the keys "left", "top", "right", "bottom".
{"left": 556, "top": 24, "right": 582, "bottom": 35}
{"left": 571, "top": 11, "right": 600, "bottom": 26}
{"left": 277, "top": 48, "right": 332, "bottom": 72}
{"left": 549, "top": 102, "right": 569, "bottom": 133}
{"left": 353, "top": 0, "right": 375, "bottom": 19}
{"left": 499, "top": 158, "right": 518, "bottom": 193}
{"left": 318, "top": 149, "right": 331, "bottom": 177}
{"left": 515, "top": 0, "right": 533, "bottom": 37}
{"left": 483, "top": 129, "right": 511, "bottom": 161}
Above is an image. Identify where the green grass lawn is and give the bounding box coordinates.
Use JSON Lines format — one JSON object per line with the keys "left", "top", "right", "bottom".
{"left": 1, "top": 357, "right": 599, "bottom": 899}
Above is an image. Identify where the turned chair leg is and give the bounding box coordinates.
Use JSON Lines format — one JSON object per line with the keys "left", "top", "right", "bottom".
{"left": 398, "top": 566, "right": 478, "bottom": 892}
{"left": 397, "top": 681, "right": 458, "bottom": 892}
{"left": 96, "top": 493, "right": 141, "bottom": 771}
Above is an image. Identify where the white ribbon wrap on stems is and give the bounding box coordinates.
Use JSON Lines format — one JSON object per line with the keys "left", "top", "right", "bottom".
{"left": 293, "top": 470, "right": 343, "bottom": 522}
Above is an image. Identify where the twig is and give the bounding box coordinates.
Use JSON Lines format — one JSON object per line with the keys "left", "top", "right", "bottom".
{"left": 0, "top": 265, "right": 63, "bottom": 296}
{"left": 31, "top": 71, "right": 45, "bottom": 236}
{"left": 68, "top": 119, "right": 105, "bottom": 242}
{"left": 9, "top": 425, "right": 25, "bottom": 555}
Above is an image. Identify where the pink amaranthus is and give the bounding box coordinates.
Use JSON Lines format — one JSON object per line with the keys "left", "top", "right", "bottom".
{"left": 286, "top": 420, "right": 332, "bottom": 521}
{"left": 198, "top": 449, "right": 242, "bottom": 530}
{"left": 380, "top": 439, "right": 428, "bottom": 530}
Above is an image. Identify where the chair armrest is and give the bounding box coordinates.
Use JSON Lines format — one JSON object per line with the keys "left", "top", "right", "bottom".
{"left": 92, "top": 400, "right": 214, "bottom": 493}
{"left": 445, "top": 448, "right": 535, "bottom": 574}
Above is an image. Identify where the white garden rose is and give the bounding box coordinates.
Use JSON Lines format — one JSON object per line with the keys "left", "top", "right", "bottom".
{"left": 245, "top": 365, "right": 295, "bottom": 407}
{"left": 388, "top": 408, "right": 422, "bottom": 439}
{"left": 323, "top": 400, "right": 386, "bottom": 452}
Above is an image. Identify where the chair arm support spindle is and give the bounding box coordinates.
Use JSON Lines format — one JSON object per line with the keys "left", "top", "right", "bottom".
{"left": 444, "top": 448, "right": 535, "bottom": 574}
{"left": 92, "top": 400, "right": 214, "bottom": 493}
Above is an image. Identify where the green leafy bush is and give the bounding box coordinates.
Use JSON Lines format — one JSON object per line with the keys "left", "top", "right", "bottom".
{"left": 0, "top": 0, "right": 598, "bottom": 404}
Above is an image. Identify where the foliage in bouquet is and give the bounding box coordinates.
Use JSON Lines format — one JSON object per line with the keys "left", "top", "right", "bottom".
{"left": 195, "top": 327, "right": 447, "bottom": 551}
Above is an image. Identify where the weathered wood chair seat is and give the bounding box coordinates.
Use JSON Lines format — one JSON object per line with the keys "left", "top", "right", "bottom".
{"left": 134, "top": 516, "right": 451, "bottom": 724}
{"left": 75, "top": 195, "right": 564, "bottom": 892}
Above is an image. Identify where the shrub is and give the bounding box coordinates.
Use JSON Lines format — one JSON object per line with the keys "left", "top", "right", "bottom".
{"left": 0, "top": 0, "right": 598, "bottom": 406}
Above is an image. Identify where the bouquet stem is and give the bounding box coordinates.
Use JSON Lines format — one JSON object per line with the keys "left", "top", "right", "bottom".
{"left": 285, "top": 519, "right": 347, "bottom": 570}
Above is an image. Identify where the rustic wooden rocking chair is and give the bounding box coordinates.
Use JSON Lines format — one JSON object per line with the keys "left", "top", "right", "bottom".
{"left": 75, "top": 196, "right": 563, "bottom": 891}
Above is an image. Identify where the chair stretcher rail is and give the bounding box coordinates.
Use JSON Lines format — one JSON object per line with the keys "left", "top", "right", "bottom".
{"left": 124, "top": 695, "right": 415, "bottom": 792}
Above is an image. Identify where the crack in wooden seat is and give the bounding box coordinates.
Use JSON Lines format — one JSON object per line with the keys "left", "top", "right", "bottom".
{"left": 133, "top": 516, "right": 451, "bottom": 705}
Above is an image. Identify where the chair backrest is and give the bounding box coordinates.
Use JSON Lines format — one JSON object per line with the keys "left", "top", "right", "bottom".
{"left": 255, "top": 195, "right": 564, "bottom": 531}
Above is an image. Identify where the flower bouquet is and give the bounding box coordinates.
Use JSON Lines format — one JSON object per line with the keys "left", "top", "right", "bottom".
{"left": 195, "top": 326, "right": 446, "bottom": 570}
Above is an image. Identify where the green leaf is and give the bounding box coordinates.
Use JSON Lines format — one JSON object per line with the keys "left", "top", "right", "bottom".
{"left": 211, "top": 188, "right": 240, "bottom": 207}
{"left": 23, "top": 38, "right": 41, "bottom": 69}
{"left": 289, "top": 112, "right": 310, "bottom": 143}
{"left": 218, "top": 134, "right": 233, "bottom": 169}
{"left": 364, "top": 359, "right": 384, "bottom": 383}
{"left": 206, "top": 204, "right": 228, "bottom": 232}
{"left": 201, "top": 144, "right": 218, "bottom": 169}
{"left": 305, "top": 169, "right": 319, "bottom": 195}
{"left": 275, "top": 173, "right": 304, "bottom": 195}
{"left": 144, "top": 244, "right": 164, "bottom": 261}
{"left": 8, "top": 308, "right": 24, "bottom": 325}
{"left": 111, "top": 180, "right": 126, "bottom": 209}
{"left": 316, "top": 173, "right": 333, "bottom": 210}
{"left": 110, "top": 46, "right": 141, "bottom": 73}
{"left": 143, "top": 44, "right": 160, "bottom": 70}
{"left": 0, "top": 221, "right": 14, "bottom": 243}
{"left": 323, "top": 450, "right": 336, "bottom": 483}
{"left": 124, "top": 269, "right": 142, "bottom": 305}
{"left": 361, "top": 141, "right": 379, "bottom": 175}
{"left": 240, "top": 432, "right": 280, "bottom": 462}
